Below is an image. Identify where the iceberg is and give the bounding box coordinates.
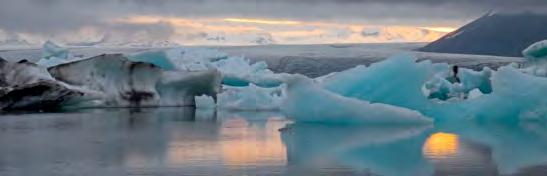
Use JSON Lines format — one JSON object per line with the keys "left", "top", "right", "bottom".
{"left": 0, "top": 58, "right": 84, "bottom": 111}
{"left": 316, "top": 54, "right": 547, "bottom": 122}
{"left": 523, "top": 40, "right": 547, "bottom": 61}
{"left": 127, "top": 50, "right": 177, "bottom": 70}
{"left": 320, "top": 55, "right": 438, "bottom": 115}
{"left": 217, "top": 84, "right": 282, "bottom": 111}
{"left": 48, "top": 54, "right": 221, "bottom": 108}
{"left": 4, "top": 39, "right": 547, "bottom": 123}
{"left": 36, "top": 41, "right": 72, "bottom": 67}
{"left": 41, "top": 41, "right": 69, "bottom": 60}
{"left": 196, "top": 84, "right": 283, "bottom": 111}
{"left": 127, "top": 48, "right": 281, "bottom": 88}
{"left": 281, "top": 74, "right": 432, "bottom": 124}
{"left": 522, "top": 40, "right": 547, "bottom": 77}
{"left": 423, "top": 66, "right": 492, "bottom": 101}
{"left": 127, "top": 47, "right": 284, "bottom": 110}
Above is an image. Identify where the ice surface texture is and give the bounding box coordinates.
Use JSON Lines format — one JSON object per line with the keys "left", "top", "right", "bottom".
{"left": 281, "top": 74, "right": 432, "bottom": 124}
{"left": 48, "top": 54, "right": 221, "bottom": 108}
{"left": 0, "top": 53, "right": 221, "bottom": 110}
{"left": 523, "top": 40, "right": 547, "bottom": 60}
{"left": 36, "top": 41, "right": 71, "bottom": 67}
{"left": 317, "top": 53, "right": 547, "bottom": 122}
{"left": 128, "top": 47, "right": 283, "bottom": 110}
{"left": 3, "top": 40, "right": 547, "bottom": 124}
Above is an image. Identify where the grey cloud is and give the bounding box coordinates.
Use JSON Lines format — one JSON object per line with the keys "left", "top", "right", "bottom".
{"left": 0, "top": 0, "right": 546, "bottom": 42}
{"left": 102, "top": 22, "right": 176, "bottom": 43}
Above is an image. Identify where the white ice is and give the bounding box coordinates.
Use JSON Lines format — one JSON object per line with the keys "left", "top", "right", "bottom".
{"left": 36, "top": 41, "right": 71, "bottom": 67}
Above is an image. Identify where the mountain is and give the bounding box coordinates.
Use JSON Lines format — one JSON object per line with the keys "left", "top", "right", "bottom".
{"left": 418, "top": 12, "right": 547, "bottom": 57}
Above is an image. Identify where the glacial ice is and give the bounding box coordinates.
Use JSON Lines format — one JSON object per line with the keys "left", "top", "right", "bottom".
{"left": 127, "top": 50, "right": 177, "bottom": 70}
{"left": 47, "top": 54, "right": 221, "bottom": 108}
{"left": 217, "top": 84, "right": 282, "bottom": 110}
{"left": 127, "top": 48, "right": 281, "bottom": 87}
{"left": 36, "top": 41, "right": 71, "bottom": 67}
{"left": 522, "top": 40, "right": 547, "bottom": 77}
{"left": 41, "top": 41, "right": 69, "bottom": 60}
{"left": 321, "top": 55, "right": 438, "bottom": 114}
{"left": 523, "top": 40, "right": 547, "bottom": 61}
{"left": 281, "top": 74, "right": 432, "bottom": 124}
{"left": 3, "top": 39, "right": 547, "bottom": 123}
{"left": 318, "top": 54, "right": 547, "bottom": 122}
{"left": 127, "top": 47, "right": 283, "bottom": 110}
{"left": 0, "top": 59, "right": 85, "bottom": 110}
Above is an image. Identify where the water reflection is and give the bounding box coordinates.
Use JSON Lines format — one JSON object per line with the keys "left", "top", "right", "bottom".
{"left": 422, "top": 132, "right": 459, "bottom": 159}
{"left": 281, "top": 120, "right": 547, "bottom": 176}
{"left": 0, "top": 109, "right": 546, "bottom": 175}
{"left": 220, "top": 118, "right": 286, "bottom": 166}
{"left": 281, "top": 123, "right": 435, "bottom": 175}
{"left": 439, "top": 121, "right": 547, "bottom": 175}
{"left": 0, "top": 108, "right": 288, "bottom": 176}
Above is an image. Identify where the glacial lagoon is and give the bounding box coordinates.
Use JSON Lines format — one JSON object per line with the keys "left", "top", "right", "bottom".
{"left": 1, "top": 108, "right": 546, "bottom": 176}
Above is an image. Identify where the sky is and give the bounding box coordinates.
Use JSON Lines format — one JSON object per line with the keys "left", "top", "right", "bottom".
{"left": 0, "top": 0, "right": 545, "bottom": 46}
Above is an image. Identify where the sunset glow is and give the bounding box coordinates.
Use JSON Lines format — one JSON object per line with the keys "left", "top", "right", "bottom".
{"left": 419, "top": 27, "right": 457, "bottom": 33}
{"left": 224, "top": 18, "right": 302, "bottom": 25}
{"left": 105, "top": 15, "right": 453, "bottom": 45}
{"left": 422, "top": 132, "right": 460, "bottom": 159}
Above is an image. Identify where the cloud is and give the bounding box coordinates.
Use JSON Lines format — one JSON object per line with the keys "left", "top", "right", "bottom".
{"left": 0, "top": 0, "right": 545, "bottom": 45}
{"left": 105, "top": 22, "right": 175, "bottom": 42}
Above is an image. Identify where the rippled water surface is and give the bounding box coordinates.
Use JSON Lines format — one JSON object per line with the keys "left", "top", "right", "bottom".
{"left": 0, "top": 108, "right": 546, "bottom": 176}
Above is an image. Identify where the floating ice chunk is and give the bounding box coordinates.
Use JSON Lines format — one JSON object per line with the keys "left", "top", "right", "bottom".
{"left": 458, "top": 67, "right": 492, "bottom": 94}
{"left": 47, "top": 54, "right": 221, "bottom": 108}
{"left": 281, "top": 74, "right": 432, "bottom": 124}
{"left": 467, "top": 89, "right": 483, "bottom": 99}
{"left": 218, "top": 84, "right": 282, "bottom": 111}
{"left": 210, "top": 56, "right": 278, "bottom": 86}
{"left": 523, "top": 40, "right": 547, "bottom": 61}
{"left": 36, "top": 41, "right": 71, "bottom": 67}
{"left": 128, "top": 48, "right": 228, "bottom": 71}
{"left": 425, "top": 67, "right": 493, "bottom": 101}
{"left": 195, "top": 95, "right": 216, "bottom": 109}
{"left": 36, "top": 56, "right": 68, "bottom": 68}
{"left": 157, "top": 70, "right": 221, "bottom": 106}
{"left": 41, "top": 41, "right": 68, "bottom": 60}
{"left": 424, "top": 72, "right": 454, "bottom": 101}
{"left": 0, "top": 59, "right": 54, "bottom": 86}
{"left": 0, "top": 58, "right": 84, "bottom": 111}
{"left": 196, "top": 84, "right": 282, "bottom": 111}
{"left": 459, "top": 66, "right": 547, "bottom": 121}
{"left": 321, "top": 55, "right": 437, "bottom": 114}
{"left": 315, "top": 54, "right": 547, "bottom": 122}
{"left": 127, "top": 47, "right": 280, "bottom": 89}
{"left": 125, "top": 47, "right": 285, "bottom": 111}
{"left": 522, "top": 40, "right": 547, "bottom": 77}
{"left": 127, "top": 50, "right": 176, "bottom": 70}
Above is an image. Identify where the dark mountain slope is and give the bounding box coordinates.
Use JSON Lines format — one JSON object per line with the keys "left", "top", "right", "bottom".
{"left": 419, "top": 12, "right": 547, "bottom": 57}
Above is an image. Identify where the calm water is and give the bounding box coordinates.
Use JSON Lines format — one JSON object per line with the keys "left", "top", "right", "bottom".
{"left": 0, "top": 108, "right": 546, "bottom": 176}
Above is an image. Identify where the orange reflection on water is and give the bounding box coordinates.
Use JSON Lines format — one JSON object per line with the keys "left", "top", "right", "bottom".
{"left": 220, "top": 118, "right": 287, "bottom": 166}
{"left": 422, "top": 132, "right": 460, "bottom": 159}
